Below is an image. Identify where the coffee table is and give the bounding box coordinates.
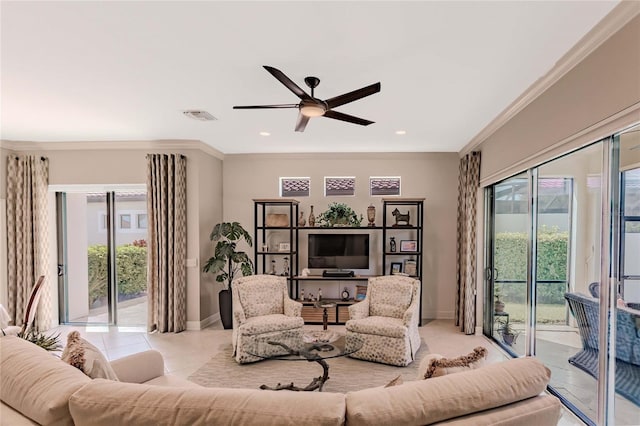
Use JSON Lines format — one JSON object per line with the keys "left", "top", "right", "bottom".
{"left": 246, "top": 335, "right": 363, "bottom": 392}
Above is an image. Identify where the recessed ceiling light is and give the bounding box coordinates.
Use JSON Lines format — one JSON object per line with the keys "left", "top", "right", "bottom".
{"left": 259, "top": 131, "right": 271, "bottom": 136}
{"left": 182, "top": 110, "right": 217, "bottom": 121}
{"left": 395, "top": 130, "right": 406, "bottom": 135}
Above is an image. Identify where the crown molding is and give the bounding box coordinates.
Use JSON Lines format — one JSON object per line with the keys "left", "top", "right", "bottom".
{"left": 0, "top": 139, "right": 225, "bottom": 160}
{"left": 459, "top": 1, "right": 640, "bottom": 157}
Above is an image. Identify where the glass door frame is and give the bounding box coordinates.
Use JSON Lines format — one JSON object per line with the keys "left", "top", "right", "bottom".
{"left": 483, "top": 135, "right": 627, "bottom": 425}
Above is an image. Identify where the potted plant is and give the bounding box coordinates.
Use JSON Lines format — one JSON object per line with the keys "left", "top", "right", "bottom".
{"left": 317, "top": 202, "right": 363, "bottom": 227}
{"left": 499, "top": 322, "right": 519, "bottom": 346}
{"left": 203, "top": 222, "right": 253, "bottom": 329}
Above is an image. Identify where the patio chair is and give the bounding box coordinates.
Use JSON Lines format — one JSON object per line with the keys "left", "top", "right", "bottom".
{"left": 345, "top": 275, "right": 421, "bottom": 366}
{"left": 565, "top": 292, "right": 640, "bottom": 405}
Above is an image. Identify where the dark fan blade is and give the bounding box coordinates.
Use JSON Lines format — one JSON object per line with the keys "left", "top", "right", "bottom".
{"left": 295, "top": 113, "right": 310, "bottom": 132}
{"left": 324, "top": 110, "right": 374, "bottom": 126}
{"left": 233, "top": 104, "right": 299, "bottom": 109}
{"left": 263, "top": 66, "right": 313, "bottom": 101}
{"left": 325, "top": 82, "right": 381, "bottom": 109}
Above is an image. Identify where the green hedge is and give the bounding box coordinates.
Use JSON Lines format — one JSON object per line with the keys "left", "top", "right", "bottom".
{"left": 87, "top": 244, "right": 147, "bottom": 305}
{"left": 494, "top": 229, "right": 568, "bottom": 305}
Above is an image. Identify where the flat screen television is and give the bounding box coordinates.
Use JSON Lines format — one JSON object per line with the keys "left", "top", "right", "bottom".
{"left": 308, "top": 234, "right": 369, "bottom": 269}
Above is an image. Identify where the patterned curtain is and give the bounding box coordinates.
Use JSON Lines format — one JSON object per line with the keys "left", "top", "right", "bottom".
{"left": 146, "top": 154, "right": 187, "bottom": 333}
{"left": 6, "top": 155, "right": 51, "bottom": 330}
{"left": 455, "top": 152, "right": 481, "bottom": 335}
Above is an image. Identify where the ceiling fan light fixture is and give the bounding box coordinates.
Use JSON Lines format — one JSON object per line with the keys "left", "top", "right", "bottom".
{"left": 300, "top": 104, "right": 325, "bottom": 117}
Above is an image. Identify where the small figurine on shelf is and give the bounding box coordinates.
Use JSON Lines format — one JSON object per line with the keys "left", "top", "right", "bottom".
{"left": 270, "top": 259, "right": 277, "bottom": 275}
{"left": 390, "top": 237, "right": 397, "bottom": 252}
{"left": 300, "top": 288, "right": 305, "bottom": 301}
{"left": 281, "top": 257, "right": 290, "bottom": 276}
{"left": 309, "top": 292, "right": 314, "bottom": 302}
{"left": 318, "top": 288, "right": 323, "bottom": 301}
{"left": 298, "top": 212, "right": 306, "bottom": 227}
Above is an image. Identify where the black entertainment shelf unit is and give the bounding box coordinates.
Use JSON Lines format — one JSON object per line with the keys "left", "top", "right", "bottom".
{"left": 253, "top": 198, "right": 424, "bottom": 325}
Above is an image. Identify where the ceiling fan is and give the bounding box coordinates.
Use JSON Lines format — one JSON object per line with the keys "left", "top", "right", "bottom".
{"left": 233, "top": 66, "right": 381, "bottom": 132}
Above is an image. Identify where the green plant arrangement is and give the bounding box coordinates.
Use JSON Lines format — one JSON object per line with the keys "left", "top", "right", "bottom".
{"left": 317, "top": 202, "right": 363, "bottom": 227}
{"left": 18, "top": 328, "right": 61, "bottom": 351}
{"left": 203, "top": 222, "right": 254, "bottom": 290}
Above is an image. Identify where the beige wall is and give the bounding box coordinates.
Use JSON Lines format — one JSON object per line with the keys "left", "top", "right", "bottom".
{"left": 479, "top": 14, "right": 640, "bottom": 185}
{"left": 1, "top": 145, "right": 223, "bottom": 328}
{"left": 223, "top": 152, "right": 460, "bottom": 320}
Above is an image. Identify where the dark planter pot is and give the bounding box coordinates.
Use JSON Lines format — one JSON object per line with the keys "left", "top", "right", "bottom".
{"left": 502, "top": 332, "right": 517, "bottom": 346}
{"left": 494, "top": 300, "right": 505, "bottom": 313}
{"left": 219, "top": 289, "right": 233, "bottom": 329}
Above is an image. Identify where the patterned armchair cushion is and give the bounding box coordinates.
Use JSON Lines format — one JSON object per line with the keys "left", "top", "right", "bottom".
{"left": 237, "top": 277, "right": 285, "bottom": 318}
{"left": 369, "top": 277, "right": 414, "bottom": 319}
{"left": 346, "top": 316, "right": 407, "bottom": 338}
{"left": 238, "top": 314, "right": 304, "bottom": 336}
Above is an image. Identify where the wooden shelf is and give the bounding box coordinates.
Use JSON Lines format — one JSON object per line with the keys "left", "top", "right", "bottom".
{"left": 294, "top": 275, "right": 374, "bottom": 281}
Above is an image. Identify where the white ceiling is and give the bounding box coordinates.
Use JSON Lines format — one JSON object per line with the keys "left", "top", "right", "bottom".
{"left": 0, "top": 1, "right": 619, "bottom": 154}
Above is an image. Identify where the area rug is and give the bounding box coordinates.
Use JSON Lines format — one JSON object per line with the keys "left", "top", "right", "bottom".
{"left": 188, "top": 339, "right": 429, "bottom": 393}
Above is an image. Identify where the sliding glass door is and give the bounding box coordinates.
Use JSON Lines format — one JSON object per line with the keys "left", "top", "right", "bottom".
{"left": 486, "top": 173, "right": 529, "bottom": 356}
{"left": 484, "top": 125, "right": 640, "bottom": 425}
{"left": 57, "top": 189, "right": 148, "bottom": 327}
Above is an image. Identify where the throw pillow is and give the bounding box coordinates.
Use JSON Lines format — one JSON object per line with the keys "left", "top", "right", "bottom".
{"left": 384, "top": 375, "right": 403, "bottom": 388}
{"left": 61, "top": 331, "right": 119, "bottom": 380}
{"left": 420, "top": 346, "right": 488, "bottom": 379}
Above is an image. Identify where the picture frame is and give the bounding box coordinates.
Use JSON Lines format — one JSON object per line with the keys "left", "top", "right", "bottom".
{"left": 369, "top": 176, "right": 401, "bottom": 196}
{"left": 404, "top": 259, "right": 417, "bottom": 276}
{"left": 278, "top": 242, "right": 291, "bottom": 252}
{"left": 324, "top": 176, "right": 355, "bottom": 196}
{"left": 355, "top": 285, "right": 368, "bottom": 301}
{"left": 400, "top": 240, "right": 417, "bottom": 252}
{"left": 390, "top": 262, "right": 403, "bottom": 274}
{"left": 279, "top": 177, "right": 310, "bottom": 197}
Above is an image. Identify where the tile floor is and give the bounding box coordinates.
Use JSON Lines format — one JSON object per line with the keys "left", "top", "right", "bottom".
{"left": 50, "top": 319, "right": 586, "bottom": 425}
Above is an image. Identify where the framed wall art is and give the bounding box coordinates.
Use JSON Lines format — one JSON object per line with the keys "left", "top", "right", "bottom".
{"left": 280, "top": 177, "right": 310, "bottom": 197}
{"left": 324, "top": 176, "right": 355, "bottom": 196}
{"left": 370, "top": 176, "right": 401, "bottom": 196}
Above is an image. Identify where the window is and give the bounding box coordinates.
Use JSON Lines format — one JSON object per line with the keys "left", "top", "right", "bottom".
{"left": 119, "top": 214, "right": 131, "bottom": 229}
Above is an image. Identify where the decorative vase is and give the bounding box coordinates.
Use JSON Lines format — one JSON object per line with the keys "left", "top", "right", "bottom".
{"left": 219, "top": 289, "right": 232, "bottom": 329}
{"left": 495, "top": 300, "right": 505, "bottom": 313}
{"left": 298, "top": 212, "right": 306, "bottom": 227}
{"left": 309, "top": 205, "right": 316, "bottom": 227}
{"left": 367, "top": 204, "right": 376, "bottom": 227}
{"left": 390, "top": 236, "right": 396, "bottom": 252}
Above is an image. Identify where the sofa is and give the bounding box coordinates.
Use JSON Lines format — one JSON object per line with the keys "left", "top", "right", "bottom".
{"left": 1, "top": 336, "right": 562, "bottom": 426}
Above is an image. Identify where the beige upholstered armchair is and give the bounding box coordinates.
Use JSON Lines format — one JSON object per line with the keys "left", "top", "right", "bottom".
{"left": 345, "top": 275, "right": 421, "bottom": 366}
{"left": 231, "top": 275, "right": 304, "bottom": 364}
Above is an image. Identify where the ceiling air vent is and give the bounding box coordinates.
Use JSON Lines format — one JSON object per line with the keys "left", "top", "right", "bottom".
{"left": 182, "top": 110, "right": 217, "bottom": 121}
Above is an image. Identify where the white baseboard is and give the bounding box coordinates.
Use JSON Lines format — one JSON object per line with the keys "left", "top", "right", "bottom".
{"left": 186, "top": 313, "right": 219, "bottom": 331}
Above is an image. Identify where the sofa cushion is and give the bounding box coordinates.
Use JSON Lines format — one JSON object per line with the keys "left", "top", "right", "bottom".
{"left": 69, "top": 379, "right": 346, "bottom": 426}
{"left": 0, "top": 336, "right": 91, "bottom": 426}
{"left": 61, "top": 330, "right": 119, "bottom": 380}
{"left": 419, "top": 347, "right": 488, "bottom": 379}
{"left": 345, "top": 357, "right": 551, "bottom": 426}
{"left": 433, "top": 395, "right": 561, "bottom": 426}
